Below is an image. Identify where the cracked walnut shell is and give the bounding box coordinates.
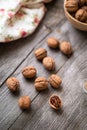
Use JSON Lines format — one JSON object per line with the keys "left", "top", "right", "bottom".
{"left": 35, "top": 48, "right": 47, "bottom": 60}
{"left": 43, "top": 57, "right": 55, "bottom": 70}
{"left": 60, "top": 41, "right": 72, "bottom": 55}
{"left": 6, "top": 77, "right": 20, "bottom": 92}
{"left": 49, "top": 95, "right": 62, "bottom": 110}
{"left": 49, "top": 74, "right": 62, "bottom": 88}
{"left": 18, "top": 96, "right": 31, "bottom": 109}
{"left": 86, "top": 0, "right": 87, "bottom": 4}
{"left": 34, "top": 77, "right": 48, "bottom": 91}
{"left": 22, "top": 66, "right": 36, "bottom": 78}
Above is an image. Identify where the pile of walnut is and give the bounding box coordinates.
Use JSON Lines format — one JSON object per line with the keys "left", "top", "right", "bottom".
{"left": 65, "top": 0, "right": 87, "bottom": 23}
{"left": 6, "top": 37, "right": 73, "bottom": 110}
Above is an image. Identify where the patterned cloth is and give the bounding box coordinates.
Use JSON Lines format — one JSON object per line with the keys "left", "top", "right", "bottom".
{"left": 0, "top": 0, "right": 52, "bottom": 42}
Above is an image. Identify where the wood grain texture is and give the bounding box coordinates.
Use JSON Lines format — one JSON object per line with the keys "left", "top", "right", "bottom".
{"left": 0, "top": 0, "right": 64, "bottom": 86}
{"left": 9, "top": 40, "right": 87, "bottom": 130}
{"left": 0, "top": 0, "right": 87, "bottom": 130}
{"left": 0, "top": 26, "right": 50, "bottom": 86}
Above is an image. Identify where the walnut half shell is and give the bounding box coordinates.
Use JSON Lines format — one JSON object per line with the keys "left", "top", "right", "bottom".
{"left": 49, "top": 95, "right": 62, "bottom": 110}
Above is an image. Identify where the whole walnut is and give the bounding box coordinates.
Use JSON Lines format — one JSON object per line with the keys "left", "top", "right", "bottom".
{"left": 65, "top": 0, "right": 78, "bottom": 13}
{"left": 81, "top": 6, "right": 87, "bottom": 12}
{"left": 77, "top": 0, "right": 86, "bottom": 6}
{"left": 22, "top": 66, "right": 36, "bottom": 78}
{"left": 47, "top": 37, "right": 59, "bottom": 48}
{"left": 35, "top": 48, "right": 47, "bottom": 60}
{"left": 43, "top": 57, "right": 55, "bottom": 70}
{"left": 49, "top": 74, "right": 62, "bottom": 88}
{"left": 75, "top": 9, "right": 87, "bottom": 22}
{"left": 59, "top": 41, "right": 72, "bottom": 55}
{"left": 6, "top": 77, "right": 20, "bottom": 92}
{"left": 85, "top": 0, "right": 87, "bottom": 3}
{"left": 18, "top": 96, "right": 31, "bottom": 109}
{"left": 49, "top": 95, "right": 62, "bottom": 110}
{"left": 85, "top": 19, "right": 87, "bottom": 23}
{"left": 34, "top": 77, "right": 48, "bottom": 91}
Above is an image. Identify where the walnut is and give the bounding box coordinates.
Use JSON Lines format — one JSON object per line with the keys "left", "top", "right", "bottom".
{"left": 43, "top": 0, "right": 52, "bottom": 3}
{"left": 49, "top": 74, "right": 62, "bottom": 88}
{"left": 34, "top": 77, "right": 48, "bottom": 91}
{"left": 86, "top": 0, "right": 87, "bottom": 5}
{"left": 59, "top": 41, "right": 72, "bottom": 55}
{"left": 65, "top": 0, "right": 78, "bottom": 13}
{"left": 22, "top": 66, "right": 37, "bottom": 78}
{"left": 43, "top": 57, "right": 55, "bottom": 70}
{"left": 18, "top": 96, "right": 31, "bottom": 109}
{"left": 77, "top": 0, "right": 86, "bottom": 6}
{"left": 6, "top": 77, "right": 19, "bottom": 92}
{"left": 35, "top": 48, "right": 47, "bottom": 60}
{"left": 81, "top": 6, "right": 87, "bottom": 12}
{"left": 75, "top": 9, "right": 87, "bottom": 22}
{"left": 49, "top": 95, "right": 62, "bottom": 110}
{"left": 47, "top": 37, "right": 59, "bottom": 48}
{"left": 85, "top": 19, "right": 87, "bottom": 23}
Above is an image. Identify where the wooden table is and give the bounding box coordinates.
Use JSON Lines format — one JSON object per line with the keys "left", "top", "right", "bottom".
{"left": 0, "top": 0, "right": 87, "bottom": 130}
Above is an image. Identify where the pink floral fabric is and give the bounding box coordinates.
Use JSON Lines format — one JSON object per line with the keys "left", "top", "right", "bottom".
{"left": 0, "top": 0, "right": 51, "bottom": 42}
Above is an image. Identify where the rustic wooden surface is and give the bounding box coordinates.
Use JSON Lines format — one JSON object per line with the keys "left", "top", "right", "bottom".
{"left": 0, "top": 0, "right": 87, "bottom": 130}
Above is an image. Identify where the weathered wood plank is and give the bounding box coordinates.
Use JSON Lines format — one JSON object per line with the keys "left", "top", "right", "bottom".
{"left": 9, "top": 40, "right": 87, "bottom": 130}
{"left": 0, "top": 26, "right": 51, "bottom": 86}
{"left": 0, "top": 0, "right": 64, "bottom": 86}
{"left": 0, "top": 22, "right": 67, "bottom": 130}
{"left": 0, "top": 20, "right": 87, "bottom": 130}
{"left": 43, "top": 0, "right": 64, "bottom": 29}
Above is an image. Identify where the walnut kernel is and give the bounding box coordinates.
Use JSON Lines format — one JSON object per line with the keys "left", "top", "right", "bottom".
{"left": 49, "top": 95, "right": 62, "bottom": 110}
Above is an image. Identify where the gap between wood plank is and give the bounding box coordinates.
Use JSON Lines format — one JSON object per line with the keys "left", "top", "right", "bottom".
{"left": 1, "top": 19, "right": 87, "bottom": 130}
{"left": 7, "top": 93, "right": 40, "bottom": 130}
{"left": 0, "top": 26, "right": 52, "bottom": 88}
{"left": 0, "top": 18, "right": 66, "bottom": 88}
{"left": 7, "top": 40, "right": 87, "bottom": 130}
